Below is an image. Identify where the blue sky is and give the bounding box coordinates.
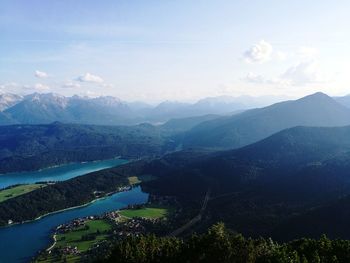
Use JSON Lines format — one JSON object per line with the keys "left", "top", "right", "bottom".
{"left": 1, "top": 0, "right": 350, "bottom": 102}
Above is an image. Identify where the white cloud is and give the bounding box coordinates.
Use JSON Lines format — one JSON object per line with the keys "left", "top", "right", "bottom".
{"left": 297, "top": 47, "right": 319, "bottom": 60}
{"left": 16, "top": 83, "right": 51, "bottom": 92}
{"left": 0, "top": 82, "right": 31, "bottom": 94}
{"left": 243, "top": 72, "right": 290, "bottom": 86}
{"left": 101, "top": 83, "right": 113, "bottom": 88}
{"left": 63, "top": 82, "right": 81, "bottom": 89}
{"left": 275, "top": 51, "right": 288, "bottom": 61}
{"left": 33, "top": 83, "right": 50, "bottom": 91}
{"left": 34, "top": 70, "right": 49, "bottom": 78}
{"left": 282, "top": 61, "right": 327, "bottom": 85}
{"left": 0, "top": 82, "right": 19, "bottom": 91}
{"left": 244, "top": 72, "right": 268, "bottom": 84}
{"left": 77, "top": 72, "right": 104, "bottom": 83}
{"left": 243, "top": 40, "right": 273, "bottom": 63}
{"left": 83, "top": 90, "right": 102, "bottom": 98}
{"left": 243, "top": 59, "right": 330, "bottom": 87}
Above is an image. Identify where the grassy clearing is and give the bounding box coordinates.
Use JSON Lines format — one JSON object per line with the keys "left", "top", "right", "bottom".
{"left": 36, "top": 220, "right": 111, "bottom": 263}
{"left": 128, "top": 174, "right": 157, "bottom": 185}
{"left": 119, "top": 206, "right": 172, "bottom": 219}
{"left": 54, "top": 219, "right": 112, "bottom": 252}
{"left": 0, "top": 184, "right": 45, "bottom": 203}
{"left": 128, "top": 176, "right": 141, "bottom": 185}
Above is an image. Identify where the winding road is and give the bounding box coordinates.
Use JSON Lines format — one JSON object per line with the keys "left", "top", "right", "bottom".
{"left": 169, "top": 189, "right": 211, "bottom": 237}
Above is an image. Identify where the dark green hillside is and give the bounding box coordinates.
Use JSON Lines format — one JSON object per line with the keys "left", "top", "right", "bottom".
{"left": 141, "top": 126, "right": 350, "bottom": 239}
{"left": 152, "top": 125, "right": 350, "bottom": 195}
{"left": 0, "top": 166, "right": 131, "bottom": 225}
{"left": 272, "top": 193, "right": 350, "bottom": 241}
{"left": 5, "top": 125, "right": 350, "bottom": 239}
{"left": 0, "top": 149, "right": 215, "bottom": 226}
{"left": 183, "top": 92, "right": 350, "bottom": 150}
{"left": 0, "top": 122, "right": 175, "bottom": 173}
{"left": 98, "top": 223, "right": 350, "bottom": 263}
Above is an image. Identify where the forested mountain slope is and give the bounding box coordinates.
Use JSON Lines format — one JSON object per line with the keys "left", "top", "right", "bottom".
{"left": 0, "top": 122, "right": 175, "bottom": 173}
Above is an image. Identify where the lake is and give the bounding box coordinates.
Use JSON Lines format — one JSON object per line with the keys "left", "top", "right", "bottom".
{"left": 0, "top": 158, "right": 128, "bottom": 189}
{"left": 0, "top": 186, "right": 148, "bottom": 263}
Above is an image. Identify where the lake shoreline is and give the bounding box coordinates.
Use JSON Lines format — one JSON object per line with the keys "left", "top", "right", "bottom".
{"left": 1, "top": 185, "right": 134, "bottom": 229}
{"left": 0, "top": 157, "right": 129, "bottom": 190}
{"left": 0, "top": 186, "right": 149, "bottom": 263}
{"left": 0, "top": 156, "right": 123, "bottom": 176}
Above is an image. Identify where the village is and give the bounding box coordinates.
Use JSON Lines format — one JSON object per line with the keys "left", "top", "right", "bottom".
{"left": 37, "top": 195, "right": 179, "bottom": 262}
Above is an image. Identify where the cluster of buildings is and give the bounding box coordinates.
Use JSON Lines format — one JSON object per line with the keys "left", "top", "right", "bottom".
{"left": 60, "top": 246, "right": 79, "bottom": 256}
{"left": 93, "top": 185, "right": 132, "bottom": 198}
{"left": 116, "top": 185, "right": 132, "bottom": 193}
{"left": 114, "top": 218, "right": 146, "bottom": 237}
{"left": 105, "top": 211, "right": 120, "bottom": 221}
{"left": 46, "top": 194, "right": 178, "bottom": 258}
{"left": 56, "top": 215, "right": 96, "bottom": 234}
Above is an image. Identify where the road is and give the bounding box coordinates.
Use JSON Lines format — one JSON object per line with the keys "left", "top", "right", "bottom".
{"left": 169, "top": 189, "right": 210, "bottom": 237}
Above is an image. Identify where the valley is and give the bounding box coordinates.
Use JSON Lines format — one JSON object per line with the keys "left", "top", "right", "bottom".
{"left": 0, "top": 186, "right": 149, "bottom": 263}
{"left": 3, "top": 2, "right": 350, "bottom": 261}
{"left": 36, "top": 205, "right": 174, "bottom": 263}
{"left": 2, "top": 92, "right": 350, "bottom": 262}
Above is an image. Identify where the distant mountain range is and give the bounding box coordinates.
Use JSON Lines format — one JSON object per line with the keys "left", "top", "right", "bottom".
{"left": 2, "top": 93, "right": 137, "bottom": 125}
{"left": 0, "top": 92, "right": 289, "bottom": 126}
{"left": 1, "top": 91, "right": 350, "bottom": 133}
{"left": 183, "top": 92, "right": 350, "bottom": 149}
{"left": 3, "top": 91, "right": 350, "bottom": 173}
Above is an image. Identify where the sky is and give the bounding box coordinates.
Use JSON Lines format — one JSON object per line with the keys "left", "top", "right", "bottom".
{"left": 1, "top": 0, "right": 350, "bottom": 102}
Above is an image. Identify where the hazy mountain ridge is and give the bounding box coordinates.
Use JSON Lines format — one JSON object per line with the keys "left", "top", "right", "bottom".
{"left": 183, "top": 92, "right": 350, "bottom": 150}
{"left": 0, "top": 93, "right": 23, "bottom": 111}
{"left": 2, "top": 91, "right": 350, "bottom": 174}
{"left": 3, "top": 93, "right": 136, "bottom": 125}
{"left": 334, "top": 94, "right": 350, "bottom": 108}
{"left": 160, "top": 114, "right": 221, "bottom": 133}
{"left": 0, "top": 92, "right": 292, "bottom": 125}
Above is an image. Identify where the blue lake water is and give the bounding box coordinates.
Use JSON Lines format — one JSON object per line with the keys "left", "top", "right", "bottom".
{"left": 0, "top": 158, "right": 128, "bottom": 189}
{"left": 0, "top": 186, "right": 149, "bottom": 263}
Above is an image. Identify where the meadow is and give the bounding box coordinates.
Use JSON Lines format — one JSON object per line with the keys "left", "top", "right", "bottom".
{"left": 0, "top": 184, "right": 45, "bottom": 203}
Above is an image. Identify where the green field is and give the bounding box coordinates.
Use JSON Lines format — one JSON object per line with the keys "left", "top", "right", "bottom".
{"left": 36, "top": 219, "right": 112, "bottom": 263}
{"left": 54, "top": 219, "right": 112, "bottom": 252}
{"left": 128, "top": 174, "right": 156, "bottom": 185}
{"left": 0, "top": 184, "right": 45, "bottom": 203}
{"left": 119, "top": 206, "right": 172, "bottom": 219}
{"left": 128, "top": 176, "right": 141, "bottom": 185}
